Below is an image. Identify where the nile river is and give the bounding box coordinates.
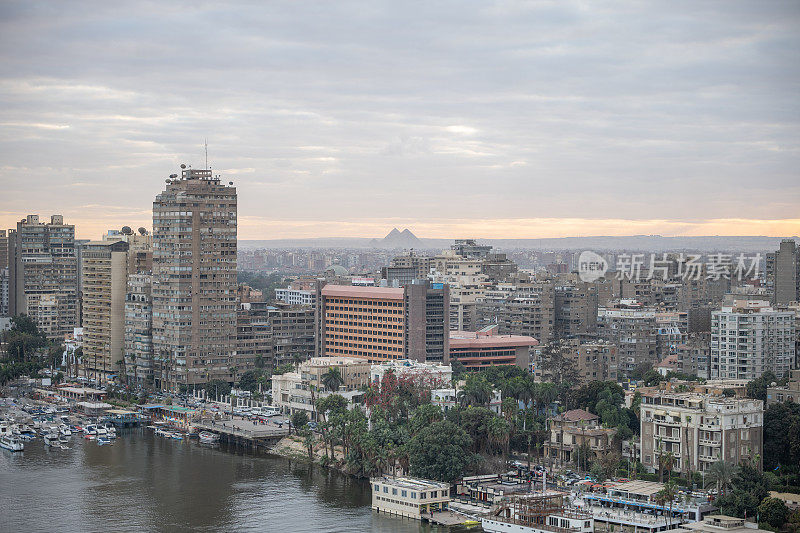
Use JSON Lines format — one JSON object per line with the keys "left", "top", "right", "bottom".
{"left": 0, "top": 428, "right": 470, "bottom": 532}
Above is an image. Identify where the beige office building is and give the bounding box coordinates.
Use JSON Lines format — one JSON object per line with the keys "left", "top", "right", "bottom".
{"left": 82, "top": 240, "right": 130, "bottom": 381}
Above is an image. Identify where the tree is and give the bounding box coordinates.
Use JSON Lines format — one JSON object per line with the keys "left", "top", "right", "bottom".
{"left": 487, "top": 416, "right": 510, "bottom": 459}
{"left": 539, "top": 340, "right": 580, "bottom": 385}
{"left": 321, "top": 367, "right": 344, "bottom": 392}
{"left": 705, "top": 460, "right": 736, "bottom": 497}
{"left": 408, "top": 420, "right": 475, "bottom": 483}
{"left": 458, "top": 374, "right": 492, "bottom": 408}
{"left": 643, "top": 369, "right": 664, "bottom": 387}
{"left": 204, "top": 379, "right": 231, "bottom": 399}
{"left": 716, "top": 461, "right": 770, "bottom": 519}
{"left": 450, "top": 360, "right": 467, "bottom": 381}
{"left": 291, "top": 411, "right": 309, "bottom": 435}
{"left": 746, "top": 372, "right": 778, "bottom": 402}
{"left": 758, "top": 497, "right": 789, "bottom": 529}
{"left": 763, "top": 402, "right": 800, "bottom": 471}
{"left": 300, "top": 428, "right": 315, "bottom": 462}
{"left": 654, "top": 481, "right": 679, "bottom": 529}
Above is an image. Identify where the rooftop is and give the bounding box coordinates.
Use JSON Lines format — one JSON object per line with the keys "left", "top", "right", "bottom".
{"left": 449, "top": 330, "right": 538, "bottom": 348}
{"left": 321, "top": 284, "right": 404, "bottom": 300}
{"left": 372, "top": 476, "right": 450, "bottom": 491}
{"left": 552, "top": 409, "right": 598, "bottom": 422}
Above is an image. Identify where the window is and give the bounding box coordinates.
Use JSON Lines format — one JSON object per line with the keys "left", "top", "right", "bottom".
{"left": 392, "top": 488, "right": 397, "bottom": 495}
{"left": 401, "top": 490, "right": 407, "bottom": 497}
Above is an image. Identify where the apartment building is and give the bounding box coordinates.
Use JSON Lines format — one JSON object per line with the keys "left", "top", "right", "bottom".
{"left": 710, "top": 300, "right": 795, "bottom": 380}
{"left": 597, "top": 301, "right": 658, "bottom": 375}
{"left": 236, "top": 301, "right": 274, "bottom": 372}
{"left": 476, "top": 282, "right": 555, "bottom": 346}
{"left": 125, "top": 273, "right": 153, "bottom": 385}
{"left": 275, "top": 286, "right": 317, "bottom": 306}
{"left": 640, "top": 390, "right": 763, "bottom": 474}
{"left": 271, "top": 356, "right": 371, "bottom": 418}
{"left": 535, "top": 338, "right": 618, "bottom": 384}
{"left": 448, "top": 325, "right": 537, "bottom": 370}
{"left": 554, "top": 282, "right": 597, "bottom": 339}
{"left": 151, "top": 167, "right": 237, "bottom": 390}
{"left": 0, "top": 229, "right": 8, "bottom": 270}
{"left": 320, "top": 281, "right": 448, "bottom": 363}
{"left": 81, "top": 240, "right": 130, "bottom": 380}
{"left": 8, "top": 215, "right": 78, "bottom": 340}
{"left": 268, "top": 302, "right": 316, "bottom": 368}
{"left": 766, "top": 240, "right": 800, "bottom": 305}
{"left": 545, "top": 409, "right": 617, "bottom": 467}
{"left": 676, "top": 333, "right": 711, "bottom": 379}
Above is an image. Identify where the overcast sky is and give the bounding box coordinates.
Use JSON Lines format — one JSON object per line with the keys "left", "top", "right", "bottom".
{"left": 1, "top": 1, "right": 799, "bottom": 240}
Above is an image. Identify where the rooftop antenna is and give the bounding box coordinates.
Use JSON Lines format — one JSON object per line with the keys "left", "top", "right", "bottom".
{"left": 204, "top": 138, "right": 208, "bottom": 170}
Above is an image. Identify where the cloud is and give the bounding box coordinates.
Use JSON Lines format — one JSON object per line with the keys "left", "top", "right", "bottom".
{"left": 0, "top": 0, "right": 798, "bottom": 239}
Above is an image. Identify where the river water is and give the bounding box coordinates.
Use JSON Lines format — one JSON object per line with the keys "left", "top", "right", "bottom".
{"left": 0, "top": 429, "right": 473, "bottom": 532}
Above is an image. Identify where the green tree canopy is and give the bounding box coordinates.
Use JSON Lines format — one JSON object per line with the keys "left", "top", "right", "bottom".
{"left": 758, "top": 497, "right": 789, "bottom": 528}
{"left": 408, "top": 420, "right": 475, "bottom": 483}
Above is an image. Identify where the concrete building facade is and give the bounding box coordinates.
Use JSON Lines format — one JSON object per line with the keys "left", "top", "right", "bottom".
{"left": 8, "top": 215, "right": 78, "bottom": 340}
{"left": 640, "top": 390, "right": 763, "bottom": 474}
{"left": 151, "top": 167, "right": 237, "bottom": 390}
{"left": 710, "top": 300, "right": 795, "bottom": 380}
{"left": 767, "top": 240, "right": 800, "bottom": 305}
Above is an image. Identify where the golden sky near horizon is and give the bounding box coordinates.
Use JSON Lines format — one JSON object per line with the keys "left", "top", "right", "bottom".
{"left": 2, "top": 213, "right": 798, "bottom": 241}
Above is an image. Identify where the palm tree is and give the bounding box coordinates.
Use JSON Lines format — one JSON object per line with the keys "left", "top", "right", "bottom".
{"left": 654, "top": 480, "right": 679, "bottom": 529}
{"left": 487, "top": 416, "right": 510, "bottom": 460}
{"left": 321, "top": 367, "right": 344, "bottom": 392}
{"left": 705, "top": 460, "right": 736, "bottom": 497}
{"left": 292, "top": 353, "right": 304, "bottom": 372}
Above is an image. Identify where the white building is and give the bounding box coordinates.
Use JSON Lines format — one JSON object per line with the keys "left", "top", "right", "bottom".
{"left": 275, "top": 288, "right": 316, "bottom": 307}
{"left": 371, "top": 476, "right": 450, "bottom": 519}
{"left": 711, "top": 299, "right": 795, "bottom": 380}
{"left": 431, "top": 387, "right": 502, "bottom": 415}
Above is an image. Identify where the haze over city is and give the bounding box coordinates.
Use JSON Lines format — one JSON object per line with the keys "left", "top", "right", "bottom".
{"left": 1, "top": 1, "right": 799, "bottom": 240}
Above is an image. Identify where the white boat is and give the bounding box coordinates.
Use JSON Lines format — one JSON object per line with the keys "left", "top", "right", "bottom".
{"left": 199, "top": 431, "right": 219, "bottom": 444}
{"left": 59, "top": 435, "right": 70, "bottom": 445}
{"left": 84, "top": 425, "right": 97, "bottom": 435}
{"left": 44, "top": 433, "right": 61, "bottom": 446}
{"left": 0, "top": 435, "right": 24, "bottom": 452}
{"left": 59, "top": 425, "right": 72, "bottom": 436}
{"left": 103, "top": 423, "right": 117, "bottom": 438}
{"left": 97, "top": 437, "right": 111, "bottom": 446}
{"left": 96, "top": 426, "right": 108, "bottom": 436}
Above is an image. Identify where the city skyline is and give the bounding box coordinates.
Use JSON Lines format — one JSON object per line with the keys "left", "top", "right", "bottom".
{"left": 1, "top": 1, "right": 799, "bottom": 240}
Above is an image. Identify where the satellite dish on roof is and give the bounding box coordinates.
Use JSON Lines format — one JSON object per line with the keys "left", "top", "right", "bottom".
{"left": 229, "top": 181, "right": 233, "bottom": 185}
{"left": 138, "top": 227, "right": 147, "bottom": 235}
{"left": 180, "top": 164, "right": 186, "bottom": 169}
{"left": 121, "top": 226, "right": 133, "bottom": 235}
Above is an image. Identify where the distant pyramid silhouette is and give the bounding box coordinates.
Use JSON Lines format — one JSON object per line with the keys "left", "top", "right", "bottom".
{"left": 380, "top": 228, "right": 421, "bottom": 248}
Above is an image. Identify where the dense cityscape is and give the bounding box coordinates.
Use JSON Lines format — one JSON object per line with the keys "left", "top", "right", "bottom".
{"left": 1, "top": 167, "right": 799, "bottom": 532}
{"left": 2, "top": 2, "right": 799, "bottom": 533}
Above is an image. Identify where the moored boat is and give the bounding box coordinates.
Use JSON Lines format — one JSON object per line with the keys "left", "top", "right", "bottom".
{"left": 199, "top": 431, "right": 219, "bottom": 444}
{"left": 0, "top": 435, "right": 24, "bottom": 452}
